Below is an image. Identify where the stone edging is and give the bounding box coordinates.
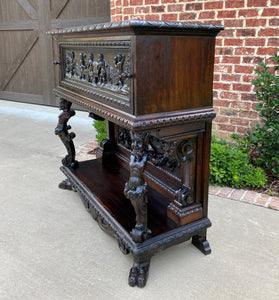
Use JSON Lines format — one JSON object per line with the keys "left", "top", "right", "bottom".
{"left": 209, "top": 186, "right": 279, "bottom": 211}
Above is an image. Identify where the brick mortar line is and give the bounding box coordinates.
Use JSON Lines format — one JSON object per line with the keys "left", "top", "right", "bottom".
{"left": 227, "top": 188, "right": 234, "bottom": 198}
{"left": 264, "top": 196, "right": 273, "bottom": 207}
{"left": 240, "top": 189, "right": 248, "bottom": 201}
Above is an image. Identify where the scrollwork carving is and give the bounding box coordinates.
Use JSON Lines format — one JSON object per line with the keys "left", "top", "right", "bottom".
{"left": 175, "top": 140, "right": 193, "bottom": 163}
{"left": 118, "top": 126, "right": 132, "bottom": 149}
{"left": 117, "top": 127, "right": 194, "bottom": 176}
{"left": 148, "top": 137, "right": 180, "bottom": 173}
{"left": 55, "top": 99, "right": 78, "bottom": 169}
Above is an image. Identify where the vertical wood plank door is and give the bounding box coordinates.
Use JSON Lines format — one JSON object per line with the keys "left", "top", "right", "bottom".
{"left": 0, "top": 0, "right": 110, "bottom": 106}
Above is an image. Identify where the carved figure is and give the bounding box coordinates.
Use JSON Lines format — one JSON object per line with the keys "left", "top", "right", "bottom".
{"left": 108, "top": 65, "right": 115, "bottom": 86}
{"left": 114, "top": 53, "right": 125, "bottom": 87}
{"left": 66, "top": 51, "right": 76, "bottom": 77}
{"left": 65, "top": 56, "right": 71, "bottom": 74}
{"left": 88, "top": 52, "right": 98, "bottom": 84}
{"left": 97, "top": 53, "right": 108, "bottom": 84}
{"left": 79, "top": 52, "right": 86, "bottom": 80}
{"left": 124, "top": 132, "right": 151, "bottom": 243}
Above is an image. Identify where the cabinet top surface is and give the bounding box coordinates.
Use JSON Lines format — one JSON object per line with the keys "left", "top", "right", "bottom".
{"left": 48, "top": 19, "right": 223, "bottom": 36}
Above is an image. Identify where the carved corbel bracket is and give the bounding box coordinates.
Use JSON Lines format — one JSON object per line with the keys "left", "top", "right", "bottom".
{"left": 167, "top": 185, "right": 203, "bottom": 227}
{"left": 55, "top": 98, "right": 78, "bottom": 169}
{"left": 174, "top": 185, "right": 194, "bottom": 207}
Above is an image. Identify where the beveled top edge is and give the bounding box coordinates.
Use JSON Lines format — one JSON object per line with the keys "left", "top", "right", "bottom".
{"left": 48, "top": 19, "right": 224, "bottom": 35}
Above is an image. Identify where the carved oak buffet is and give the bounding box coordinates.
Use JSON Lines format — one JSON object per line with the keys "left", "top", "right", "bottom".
{"left": 50, "top": 20, "right": 223, "bottom": 288}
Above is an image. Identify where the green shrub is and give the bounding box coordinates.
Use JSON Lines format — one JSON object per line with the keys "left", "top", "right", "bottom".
{"left": 232, "top": 49, "right": 279, "bottom": 178}
{"left": 93, "top": 120, "right": 106, "bottom": 145}
{"left": 210, "top": 136, "right": 266, "bottom": 188}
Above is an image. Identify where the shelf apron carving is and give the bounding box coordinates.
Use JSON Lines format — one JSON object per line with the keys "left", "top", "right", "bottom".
{"left": 55, "top": 99, "right": 78, "bottom": 170}
{"left": 124, "top": 131, "right": 152, "bottom": 243}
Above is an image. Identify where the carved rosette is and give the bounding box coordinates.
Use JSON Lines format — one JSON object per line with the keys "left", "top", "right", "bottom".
{"left": 124, "top": 131, "right": 152, "bottom": 243}
{"left": 55, "top": 99, "right": 78, "bottom": 169}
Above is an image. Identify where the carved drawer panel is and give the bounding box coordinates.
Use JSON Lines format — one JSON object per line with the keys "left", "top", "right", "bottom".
{"left": 59, "top": 40, "right": 132, "bottom": 110}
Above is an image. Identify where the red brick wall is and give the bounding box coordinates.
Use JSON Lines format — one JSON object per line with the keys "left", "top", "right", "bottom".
{"left": 110, "top": 0, "right": 279, "bottom": 140}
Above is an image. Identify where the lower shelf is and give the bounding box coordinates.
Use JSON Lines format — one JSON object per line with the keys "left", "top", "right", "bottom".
{"left": 61, "top": 158, "right": 211, "bottom": 251}
{"left": 71, "top": 159, "right": 173, "bottom": 236}
{"left": 60, "top": 159, "right": 211, "bottom": 287}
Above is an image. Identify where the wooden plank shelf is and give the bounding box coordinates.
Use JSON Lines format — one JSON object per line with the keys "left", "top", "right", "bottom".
{"left": 67, "top": 159, "right": 172, "bottom": 237}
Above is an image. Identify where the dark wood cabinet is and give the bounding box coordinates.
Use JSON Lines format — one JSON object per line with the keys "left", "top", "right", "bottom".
{"left": 50, "top": 20, "right": 223, "bottom": 288}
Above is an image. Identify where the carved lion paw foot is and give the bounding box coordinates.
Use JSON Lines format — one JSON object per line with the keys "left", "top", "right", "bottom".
{"left": 128, "top": 263, "right": 149, "bottom": 288}
{"left": 58, "top": 179, "right": 73, "bottom": 190}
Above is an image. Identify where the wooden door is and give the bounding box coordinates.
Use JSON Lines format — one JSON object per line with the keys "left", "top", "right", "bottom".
{"left": 0, "top": 0, "right": 110, "bottom": 106}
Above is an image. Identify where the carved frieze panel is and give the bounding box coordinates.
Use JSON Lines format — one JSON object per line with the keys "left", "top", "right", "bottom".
{"left": 59, "top": 40, "right": 132, "bottom": 109}
{"left": 117, "top": 127, "right": 194, "bottom": 180}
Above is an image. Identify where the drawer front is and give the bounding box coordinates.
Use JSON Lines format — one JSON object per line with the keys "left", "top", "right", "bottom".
{"left": 58, "top": 40, "right": 132, "bottom": 111}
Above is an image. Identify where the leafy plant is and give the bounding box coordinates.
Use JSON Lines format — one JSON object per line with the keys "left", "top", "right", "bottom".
{"left": 93, "top": 120, "right": 106, "bottom": 145}
{"left": 232, "top": 49, "right": 279, "bottom": 178}
{"left": 210, "top": 136, "right": 266, "bottom": 188}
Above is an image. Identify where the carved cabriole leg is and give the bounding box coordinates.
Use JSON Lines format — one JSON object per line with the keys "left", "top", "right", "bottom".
{"left": 124, "top": 131, "right": 151, "bottom": 243}
{"left": 55, "top": 98, "right": 78, "bottom": 189}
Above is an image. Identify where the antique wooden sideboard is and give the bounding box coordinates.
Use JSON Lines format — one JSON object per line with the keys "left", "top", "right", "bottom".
{"left": 50, "top": 20, "right": 223, "bottom": 288}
